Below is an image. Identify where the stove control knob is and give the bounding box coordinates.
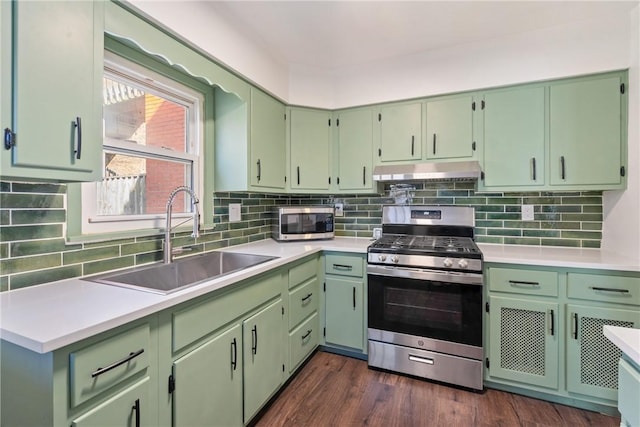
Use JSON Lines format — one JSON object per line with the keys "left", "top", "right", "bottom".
{"left": 378, "top": 254, "right": 387, "bottom": 262}
{"left": 443, "top": 258, "right": 453, "bottom": 268}
{"left": 458, "top": 259, "right": 469, "bottom": 269}
{"left": 390, "top": 255, "right": 400, "bottom": 264}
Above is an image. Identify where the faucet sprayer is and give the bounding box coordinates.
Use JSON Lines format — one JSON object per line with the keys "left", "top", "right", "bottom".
{"left": 164, "top": 186, "right": 200, "bottom": 264}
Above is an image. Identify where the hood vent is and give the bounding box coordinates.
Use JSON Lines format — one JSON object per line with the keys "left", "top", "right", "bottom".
{"left": 372, "top": 161, "right": 482, "bottom": 182}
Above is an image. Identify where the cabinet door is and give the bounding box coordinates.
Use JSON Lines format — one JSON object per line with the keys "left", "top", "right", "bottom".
{"left": 325, "top": 276, "right": 364, "bottom": 350}
{"left": 566, "top": 304, "right": 639, "bottom": 400}
{"left": 488, "top": 296, "right": 559, "bottom": 389}
{"left": 250, "top": 89, "right": 285, "bottom": 190}
{"left": 243, "top": 299, "right": 285, "bottom": 423}
{"left": 7, "top": 1, "right": 102, "bottom": 181}
{"left": 549, "top": 76, "right": 624, "bottom": 186}
{"left": 71, "top": 378, "right": 150, "bottom": 427}
{"left": 336, "top": 109, "right": 374, "bottom": 191}
{"left": 378, "top": 103, "right": 422, "bottom": 162}
{"left": 482, "top": 87, "right": 545, "bottom": 187}
{"left": 290, "top": 108, "right": 331, "bottom": 190}
{"left": 426, "top": 96, "right": 474, "bottom": 160}
{"left": 172, "top": 324, "right": 242, "bottom": 427}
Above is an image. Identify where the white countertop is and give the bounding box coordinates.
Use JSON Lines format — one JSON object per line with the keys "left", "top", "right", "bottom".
{"left": 604, "top": 326, "right": 640, "bottom": 366}
{"left": 479, "top": 243, "right": 640, "bottom": 272}
{"left": 2, "top": 237, "right": 638, "bottom": 354}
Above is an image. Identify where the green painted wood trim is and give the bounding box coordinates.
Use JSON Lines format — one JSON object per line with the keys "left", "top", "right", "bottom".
{"left": 105, "top": 1, "right": 249, "bottom": 100}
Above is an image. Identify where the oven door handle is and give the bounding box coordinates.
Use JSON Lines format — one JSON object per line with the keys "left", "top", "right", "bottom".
{"left": 367, "top": 264, "right": 483, "bottom": 286}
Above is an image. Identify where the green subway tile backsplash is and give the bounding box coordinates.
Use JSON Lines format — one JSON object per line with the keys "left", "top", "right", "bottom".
{"left": 0, "top": 180, "right": 603, "bottom": 291}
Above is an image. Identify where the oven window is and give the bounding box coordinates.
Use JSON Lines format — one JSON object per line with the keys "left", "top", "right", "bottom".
{"left": 368, "top": 274, "right": 482, "bottom": 347}
{"left": 384, "top": 286, "right": 463, "bottom": 332}
{"left": 280, "top": 213, "right": 333, "bottom": 234}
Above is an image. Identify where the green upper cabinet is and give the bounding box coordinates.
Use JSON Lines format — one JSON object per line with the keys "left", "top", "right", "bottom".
{"left": 425, "top": 95, "right": 475, "bottom": 160}
{"left": 480, "top": 86, "right": 546, "bottom": 189}
{"left": 333, "top": 108, "right": 375, "bottom": 192}
{"left": 216, "top": 87, "right": 285, "bottom": 192}
{"left": 378, "top": 102, "right": 422, "bottom": 163}
{"left": 250, "top": 89, "right": 286, "bottom": 190}
{"left": 289, "top": 107, "right": 331, "bottom": 191}
{"left": 1, "top": 0, "right": 104, "bottom": 182}
{"left": 549, "top": 74, "right": 626, "bottom": 188}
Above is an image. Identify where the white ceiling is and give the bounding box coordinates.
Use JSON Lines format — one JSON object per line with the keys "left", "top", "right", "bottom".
{"left": 204, "top": 1, "right": 639, "bottom": 71}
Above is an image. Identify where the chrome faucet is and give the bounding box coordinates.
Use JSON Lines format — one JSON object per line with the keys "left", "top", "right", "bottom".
{"left": 164, "top": 186, "right": 200, "bottom": 264}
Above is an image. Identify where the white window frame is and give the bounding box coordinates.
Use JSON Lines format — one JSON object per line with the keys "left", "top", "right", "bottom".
{"left": 80, "top": 51, "right": 204, "bottom": 235}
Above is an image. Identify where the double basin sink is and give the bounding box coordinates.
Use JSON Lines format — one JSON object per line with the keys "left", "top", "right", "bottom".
{"left": 90, "top": 251, "right": 277, "bottom": 295}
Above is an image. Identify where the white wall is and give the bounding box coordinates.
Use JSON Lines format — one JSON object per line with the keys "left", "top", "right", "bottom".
{"left": 602, "top": 4, "right": 640, "bottom": 262}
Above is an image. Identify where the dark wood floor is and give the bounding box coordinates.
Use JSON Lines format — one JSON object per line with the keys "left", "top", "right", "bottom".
{"left": 255, "top": 351, "right": 620, "bottom": 427}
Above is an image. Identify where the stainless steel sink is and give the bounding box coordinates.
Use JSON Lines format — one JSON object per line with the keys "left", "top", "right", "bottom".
{"left": 90, "top": 252, "right": 277, "bottom": 295}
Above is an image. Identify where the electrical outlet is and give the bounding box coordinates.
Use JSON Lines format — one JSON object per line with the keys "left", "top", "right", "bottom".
{"left": 521, "top": 204, "right": 534, "bottom": 221}
{"left": 334, "top": 203, "right": 344, "bottom": 217}
{"left": 229, "top": 203, "right": 241, "bottom": 222}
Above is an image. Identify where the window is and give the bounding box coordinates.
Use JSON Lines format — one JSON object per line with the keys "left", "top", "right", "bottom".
{"left": 79, "top": 51, "right": 205, "bottom": 235}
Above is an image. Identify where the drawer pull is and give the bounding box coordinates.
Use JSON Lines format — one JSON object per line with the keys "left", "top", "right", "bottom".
{"left": 409, "top": 355, "right": 434, "bottom": 365}
{"left": 333, "top": 264, "right": 353, "bottom": 271}
{"left": 301, "top": 329, "right": 312, "bottom": 340}
{"left": 508, "top": 280, "right": 540, "bottom": 287}
{"left": 590, "top": 286, "right": 630, "bottom": 294}
{"left": 301, "top": 293, "right": 313, "bottom": 303}
{"left": 91, "top": 348, "right": 145, "bottom": 378}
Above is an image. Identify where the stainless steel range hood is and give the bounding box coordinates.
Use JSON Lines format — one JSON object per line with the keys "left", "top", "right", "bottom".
{"left": 372, "top": 161, "right": 482, "bottom": 182}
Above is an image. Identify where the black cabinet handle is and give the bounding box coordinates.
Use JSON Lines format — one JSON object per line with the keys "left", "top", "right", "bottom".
{"left": 432, "top": 134, "right": 437, "bottom": 154}
{"left": 251, "top": 325, "right": 258, "bottom": 355}
{"left": 132, "top": 399, "right": 140, "bottom": 427}
{"left": 560, "top": 156, "right": 566, "bottom": 180}
{"left": 74, "top": 116, "right": 82, "bottom": 160}
{"left": 590, "top": 286, "right": 630, "bottom": 293}
{"left": 91, "top": 348, "right": 145, "bottom": 378}
{"left": 301, "top": 293, "right": 313, "bottom": 302}
{"left": 363, "top": 166, "right": 366, "bottom": 186}
{"left": 352, "top": 287, "right": 356, "bottom": 309}
{"left": 333, "top": 264, "right": 353, "bottom": 271}
{"left": 572, "top": 313, "right": 578, "bottom": 340}
{"left": 297, "top": 166, "right": 300, "bottom": 185}
{"left": 411, "top": 135, "right": 415, "bottom": 156}
{"left": 256, "top": 159, "right": 261, "bottom": 182}
{"left": 231, "top": 337, "right": 237, "bottom": 371}
{"left": 301, "top": 329, "right": 312, "bottom": 340}
{"left": 549, "top": 309, "right": 555, "bottom": 336}
{"left": 532, "top": 157, "right": 537, "bottom": 181}
{"left": 508, "top": 280, "right": 540, "bottom": 287}
{"left": 4, "top": 128, "right": 15, "bottom": 150}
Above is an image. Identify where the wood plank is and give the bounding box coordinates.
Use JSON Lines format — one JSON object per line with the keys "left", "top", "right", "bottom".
{"left": 254, "top": 351, "right": 620, "bottom": 427}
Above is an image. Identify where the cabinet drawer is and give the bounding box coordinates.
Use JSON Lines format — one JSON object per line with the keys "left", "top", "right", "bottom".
{"left": 289, "top": 312, "right": 319, "bottom": 372}
{"left": 568, "top": 273, "right": 640, "bottom": 306}
{"left": 69, "top": 324, "right": 150, "bottom": 407}
{"left": 489, "top": 267, "right": 558, "bottom": 297}
{"left": 173, "top": 271, "right": 282, "bottom": 352}
{"left": 325, "top": 254, "right": 363, "bottom": 277}
{"left": 289, "top": 256, "right": 318, "bottom": 290}
{"left": 71, "top": 377, "right": 150, "bottom": 426}
{"left": 619, "top": 358, "right": 640, "bottom": 427}
{"left": 289, "top": 276, "right": 319, "bottom": 329}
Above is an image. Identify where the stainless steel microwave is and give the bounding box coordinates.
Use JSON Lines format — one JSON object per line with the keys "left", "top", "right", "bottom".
{"left": 272, "top": 206, "right": 335, "bottom": 241}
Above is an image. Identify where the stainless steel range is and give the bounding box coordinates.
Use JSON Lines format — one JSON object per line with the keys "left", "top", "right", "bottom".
{"left": 367, "top": 205, "right": 484, "bottom": 390}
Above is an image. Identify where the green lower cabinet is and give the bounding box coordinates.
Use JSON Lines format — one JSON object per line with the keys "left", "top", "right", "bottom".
{"left": 488, "top": 295, "right": 559, "bottom": 389}
{"left": 172, "top": 324, "right": 243, "bottom": 427}
{"left": 324, "top": 276, "right": 364, "bottom": 351}
{"left": 566, "top": 304, "right": 640, "bottom": 400}
{"left": 243, "top": 298, "right": 286, "bottom": 423}
{"left": 71, "top": 378, "right": 150, "bottom": 427}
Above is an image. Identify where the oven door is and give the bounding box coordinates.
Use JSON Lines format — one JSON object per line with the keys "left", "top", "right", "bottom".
{"left": 368, "top": 264, "right": 483, "bottom": 349}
